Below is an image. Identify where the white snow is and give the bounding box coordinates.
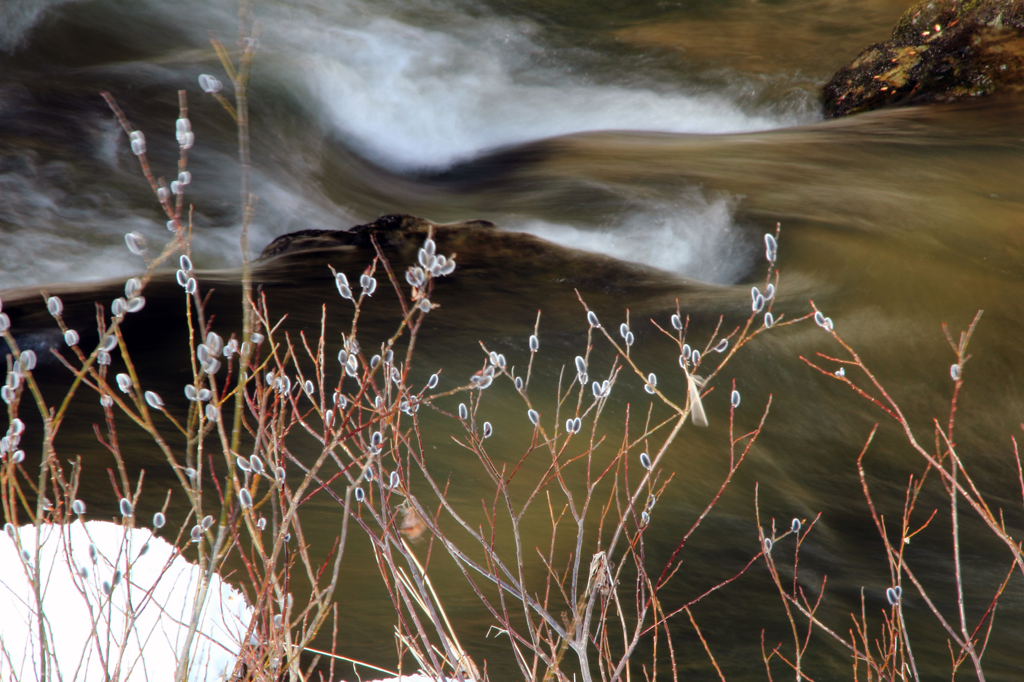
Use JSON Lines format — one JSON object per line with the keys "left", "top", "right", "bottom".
{"left": 0, "top": 520, "right": 254, "bottom": 681}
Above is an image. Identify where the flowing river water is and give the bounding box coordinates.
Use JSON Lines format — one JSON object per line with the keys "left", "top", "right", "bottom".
{"left": 3, "top": 0, "right": 1024, "bottom": 679}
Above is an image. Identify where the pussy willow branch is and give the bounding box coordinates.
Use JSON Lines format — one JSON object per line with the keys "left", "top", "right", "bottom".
{"left": 802, "top": 308, "right": 1024, "bottom": 576}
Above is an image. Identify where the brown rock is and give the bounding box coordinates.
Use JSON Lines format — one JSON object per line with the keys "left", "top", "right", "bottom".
{"left": 257, "top": 214, "right": 497, "bottom": 260}
{"left": 822, "top": 0, "right": 1024, "bottom": 118}
{"left": 256, "top": 213, "right": 685, "bottom": 295}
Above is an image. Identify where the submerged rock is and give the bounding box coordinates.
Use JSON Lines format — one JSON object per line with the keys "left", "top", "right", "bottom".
{"left": 256, "top": 213, "right": 690, "bottom": 297}
{"left": 258, "top": 214, "right": 498, "bottom": 259}
{"left": 822, "top": 0, "right": 1024, "bottom": 118}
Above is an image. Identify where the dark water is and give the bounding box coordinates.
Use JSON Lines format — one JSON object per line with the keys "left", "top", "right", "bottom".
{"left": 4, "top": 0, "right": 1024, "bottom": 679}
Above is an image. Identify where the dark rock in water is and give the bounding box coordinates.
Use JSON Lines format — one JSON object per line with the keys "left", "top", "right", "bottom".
{"left": 256, "top": 214, "right": 689, "bottom": 297}
{"left": 822, "top": 0, "right": 1024, "bottom": 118}
{"left": 253, "top": 213, "right": 729, "bottom": 357}
{"left": 258, "top": 214, "right": 497, "bottom": 259}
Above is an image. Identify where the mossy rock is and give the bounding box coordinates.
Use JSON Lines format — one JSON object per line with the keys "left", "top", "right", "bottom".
{"left": 822, "top": 0, "right": 1024, "bottom": 117}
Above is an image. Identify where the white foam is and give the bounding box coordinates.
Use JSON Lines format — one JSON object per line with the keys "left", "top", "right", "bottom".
{"left": 0, "top": 0, "right": 793, "bottom": 289}
{"left": 0, "top": 155, "right": 350, "bottom": 289}
{"left": 284, "top": 5, "right": 808, "bottom": 170}
{"left": 0, "top": 520, "right": 253, "bottom": 681}
{"left": 0, "top": 0, "right": 83, "bottom": 52}
{"left": 0, "top": 161, "right": 154, "bottom": 288}
{"left": 510, "top": 195, "right": 752, "bottom": 284}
